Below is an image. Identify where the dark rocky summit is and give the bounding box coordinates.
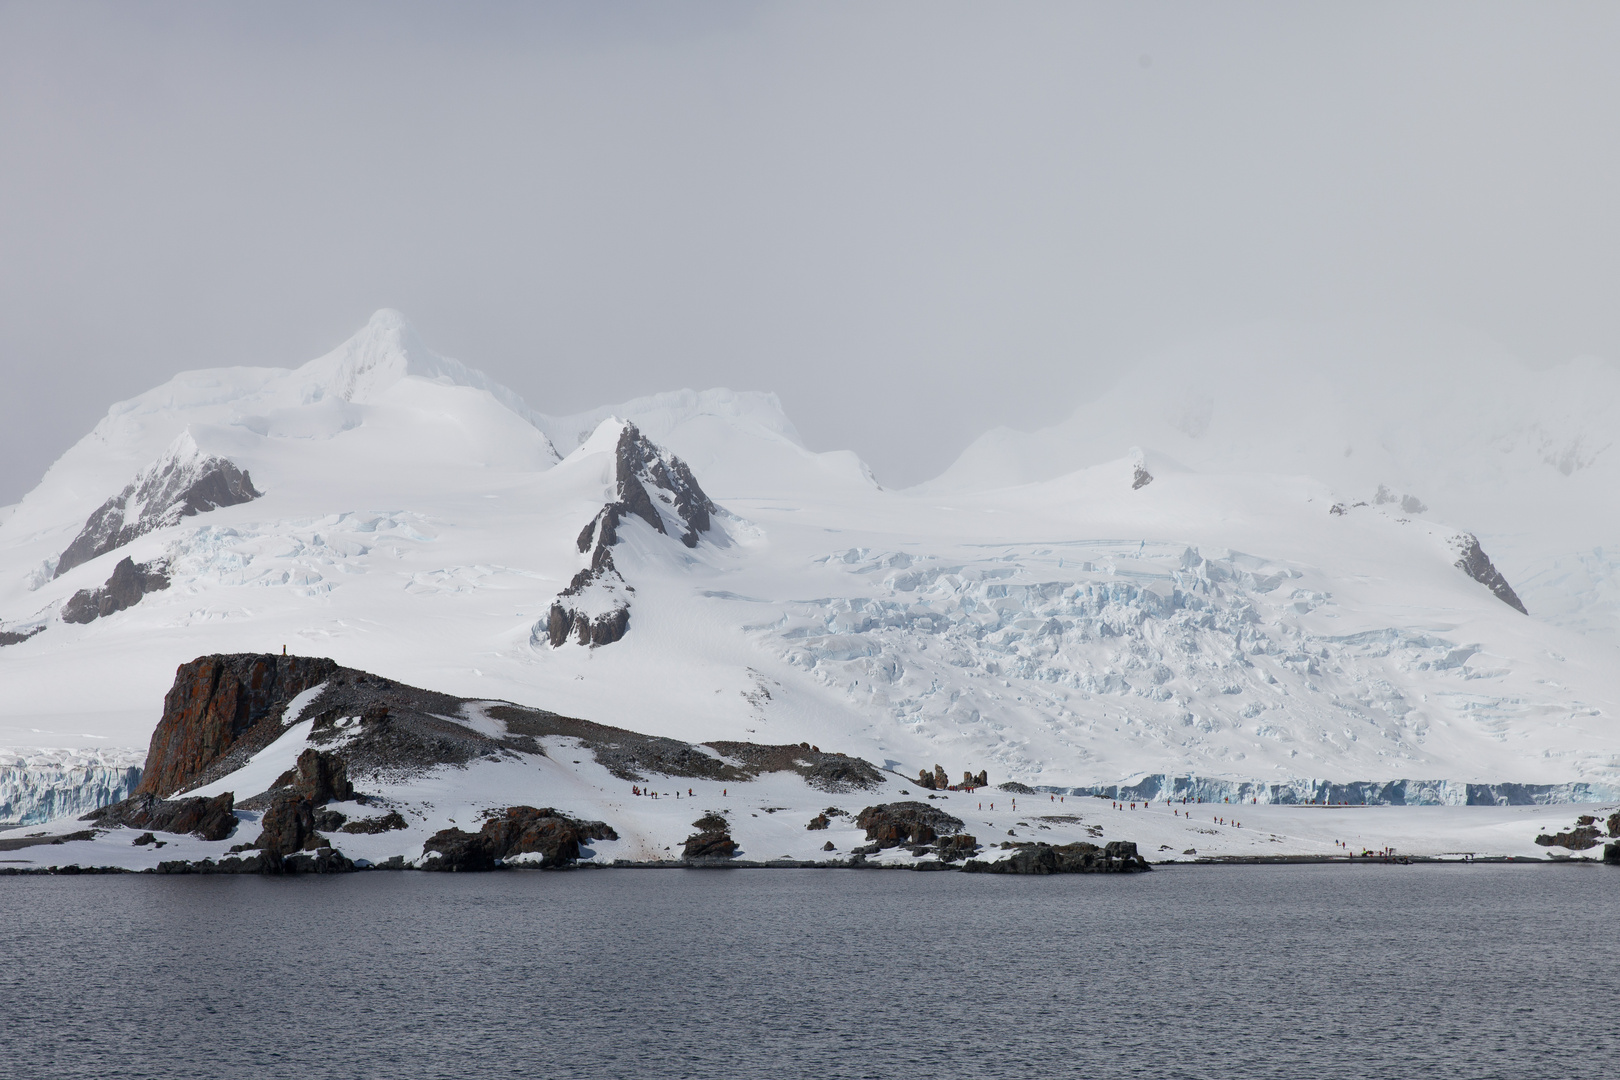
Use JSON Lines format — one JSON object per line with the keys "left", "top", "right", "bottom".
{"left": 136, "top": 653, "right": 339, "bottom": 797}
{"left": 545, "top": 422, "right": 719, "bottom": 648}
{"left": 56, "top": 449, "right": 259, "bottom": 578}
{"left": 83, "top": 791, "right": 238, "bottom": 841}
{"left": 1132, "top": 464, "right": 1154, "bottom": 490}
{"left": 61, "top": 557, "right": 170, "bottom": 624}
{"left": 422, "top": 806, "right": 617, "bottom": 871}
{"left": 1451, "top": 534, "right": 1528, "bottom": 614}
{"left": 962, "top": 840, "right": 1151, "bottom": 874}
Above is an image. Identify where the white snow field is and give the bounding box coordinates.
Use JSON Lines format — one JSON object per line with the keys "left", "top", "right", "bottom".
{"left": 1, "top": 311, "right": 1617, "bottom": 862}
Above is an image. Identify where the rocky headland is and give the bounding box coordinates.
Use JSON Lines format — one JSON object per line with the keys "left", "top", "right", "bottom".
{"left": 0, "top": 651, "right": 1156, "bottom": 876}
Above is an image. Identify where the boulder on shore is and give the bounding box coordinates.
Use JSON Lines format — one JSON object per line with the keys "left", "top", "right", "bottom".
{"left": 855, "top": 801, "right": 965, "bottom": 848}
{"left": 961, "top": 840, "right": 1151, "bottom": 874}
{"left": 421, "top": 806, "right": 617, "bottom": 871}
{"left": 683, "top": 813, "right": 738, "bottom": 860}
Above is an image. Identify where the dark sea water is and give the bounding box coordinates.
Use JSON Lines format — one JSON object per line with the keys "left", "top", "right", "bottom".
{"left": 2, "top": 864, "right": 1617, "bottom": 1080}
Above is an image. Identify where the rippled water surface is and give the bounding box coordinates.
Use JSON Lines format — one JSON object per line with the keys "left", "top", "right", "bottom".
{"left": 3, "top": 864, "right": 1617, "bottom": 1079}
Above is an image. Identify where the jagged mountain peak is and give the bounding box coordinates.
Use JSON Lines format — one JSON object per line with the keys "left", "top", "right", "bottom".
{"left": 564, "top": 418, "right": 718, "bottom": 549}
{"left": 53, "top": 430, "right": 260, "bottom": 579}
{"left": 544, "top": 419, "right": 722, "bottom": 649}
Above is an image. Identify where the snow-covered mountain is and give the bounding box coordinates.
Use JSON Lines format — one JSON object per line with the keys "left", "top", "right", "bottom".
{"left": 923, "top": 320, "right": 1620, "bottom": 643}
{"left": 2, "top": 311, "right": 1617, "bottom": 824}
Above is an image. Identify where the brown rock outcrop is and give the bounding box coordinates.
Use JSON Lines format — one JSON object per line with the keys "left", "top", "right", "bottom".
{"left": 962, "top": 839, "right": 1151, "bottom": 874}
{"left": 1534, "top": 826, "right": 1603, "bottom": 851}
{"left": 421, "top": 806, "right": 617, "bottom": 871}
{"left": 83, "top": 791, "right": 238, "bottom": 841}
{"left": 60, "top": 557, "right": 170, "bottom": 624}
{"left": 275, "top": 748, "right": 355, "bottom": 805}
{"left": 855, "top": 801, "right": 965, "bottom": 848}
{"left": 338, "top": 810, "right": 407, "bottom": 834}
{"left": 683, "top": 812, "right": 738, "bottom": 860}
{"left": 256, "top": 795, "right": 319, "bottom": 862}
{"left": 682, "top": 831, "right": 738, "bottom": 860}
{"left": 136, "top": 653, "right": 338, "bottom": 797}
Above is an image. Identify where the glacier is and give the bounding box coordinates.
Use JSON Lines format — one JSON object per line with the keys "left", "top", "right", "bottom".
{"left": 1, "top": 311, "right": 1616, "bottom": 832}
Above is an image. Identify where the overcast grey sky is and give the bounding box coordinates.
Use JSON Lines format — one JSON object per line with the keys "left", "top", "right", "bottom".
{"left": 3, "top": 2, "right": 1619, "bottom": 501}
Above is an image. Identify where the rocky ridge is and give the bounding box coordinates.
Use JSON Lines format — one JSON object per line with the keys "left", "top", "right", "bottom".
{"left": 1451, "top": 533, "right": 1529, "bottom": 614}
{"left": 543, "top": 422, "right": 718, "bottom": 648}
{"left": 55, "top": 436, "right": 260, "bottom": 579}
{"left": 61, "top": 557, "right": 170, "bottom": 624}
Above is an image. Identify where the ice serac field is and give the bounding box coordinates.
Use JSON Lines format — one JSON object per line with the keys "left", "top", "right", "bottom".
{"left": 2, "top": 311, "right": 1618, "bottom": 860}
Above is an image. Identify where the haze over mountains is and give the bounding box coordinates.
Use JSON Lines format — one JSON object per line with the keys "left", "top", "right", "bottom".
{"left": 1, "top": 311, "right": 1616, "bottom": 823}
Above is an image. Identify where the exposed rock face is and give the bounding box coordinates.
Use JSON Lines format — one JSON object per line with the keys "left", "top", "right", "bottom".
{"left": 56, "top": 439, "right": 260, "bottom": 578}
{"left": 602, "top": 422, "right": 716, "bottom": 548}
{"left": 545, "top": 595, "right": 629, "bottom": 649}
{"left": 338, "top": 810, "right": 407, "bottom": 834}
{"left": 1605, "top": 843, "right": 1620, "bottom": 865}
{"left": 251, "top": 749, "right": 361, "bottom": 870}
{"left": 543, "top": 422, "right": 718, "bottom": 649}
{"left": 135, "top": 654, "right": 339, "bottom": 797}
{"left": 856, "top": 802, "right": 965, "bottom": 848}
{"left": 82, "top": 791, "right": 238, "bottom": 841}
{"left": 135, "top": 652, "right": 887, "bottom": 826}
{"left": 1535, "top": 825, "right": 1603, "bottom": 851}
{"left": 682, "top": 813, "right": 739, "bottom": 861}
{"left": 0, "top": 626, "right": 43, "bottom": 647}
{"left": 276, "top": 748, "right": 355, "bottom": 805}
{"left": 60, "top": 557, "right": 170, "bottom": 624}
{"left": 962, "top": 840, "right": 1151, "bottom": 874}
{"left": 915, "top": 763, "right": 988, "bottom": 791}
{"left": 1450, "top": 534, "right": 1528, "bottom": 614}
{"left": 1132, "top": 465, "right": 1154, "bottom": 490}
{"left": 935, "top": 834, "right": 980, "bottom": 861}
{"left": 421, "top": 806, "right": 617, "bottom": 871}
{"left": 156, "top": 848, "right": 354, "bottom": 875}
{"left": 705, "top": 742, "right": 883, "bottom": 793}
{"left": 256, "top": 795, "right": 319, "bottom": 863}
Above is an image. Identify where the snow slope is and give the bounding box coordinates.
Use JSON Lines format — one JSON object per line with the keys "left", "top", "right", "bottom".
{"left": 923, "top": 320, "right": 1620, "bottom": 643}
{"left": 2, "top": 312, "right": 1618, "bottom": 828}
